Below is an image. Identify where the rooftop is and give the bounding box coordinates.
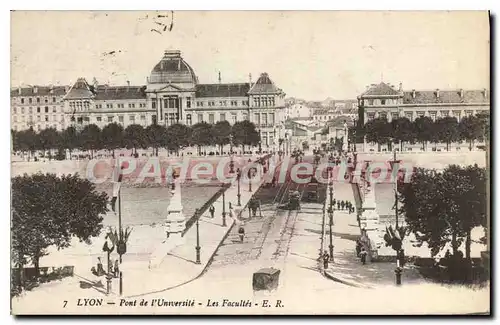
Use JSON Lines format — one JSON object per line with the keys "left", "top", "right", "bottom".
{"left": 11, "top": 86, "right": 67, "bottom": 97}
{"left": 195, "top": 83, "right": 250, "bottom": 98}
{"left": 402, "top": 89, "right": 489, "bottom": 104}
{"left": 248, "top": 73, "right": 281, "bottom": 95}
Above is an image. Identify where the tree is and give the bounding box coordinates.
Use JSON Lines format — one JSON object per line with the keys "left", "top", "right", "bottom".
{"left": 399, "top": 165, "right": 486, "bottom": 280}
{"left": 101, "top": 123, "right": 124, "bottom": 158}
{"left": 191, "top": 122, "right": 214, "bottom": 155}
{"left": 79, "top": 124, "right": 101, "bottom": 159}
{"left": 38, "top": 128, "right": 60, "bottom": 160}
{"left": 436, "top": 117, "right": 459, "bottom": 151}
{"left": 212, "top": 120, "right": 231, "bottom": 154}
{"left": 459, "top": 115, "right": 483, "bottom": 151}
{"left": 364, "top": 117, "right": 391, "bottom": 151}
{"left": 16, "top": 128, "right": 38, "bottom": 160}
{"left": 231, "top": 120, "right": 260, "bottom": 152}
{"left": 391, "top": 117, "right": 414, "bottom": 151}
{"left": 413, "top": 116, "right": 434, "bottom": 151}
{"left": 12, "top": 130, "right": 19, "bottom": 153}
{"left": 166, "top": 123, "right": 191, "bottom": 155}
{"left": 11, "top": 173, "right": 108, "bottom": 282}
{"left": 124, "top": 124, "right": 146, "bottom": 156}
{"left": 476, "top": 113, "right": 490, "bottom": 142}
{"left": 145, "top": 124, "right": 167, "bottom": 156}
{"left": 61, "top": 126, "right": 79, "bottom": 159}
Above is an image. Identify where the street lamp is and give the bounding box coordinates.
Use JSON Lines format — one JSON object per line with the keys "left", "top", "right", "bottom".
{"left": 384, "top": 148, "right": 406, "bottom": 286}
{"left": 236, "top": 168, "right": 242, "bottom": 206}
{"left": 248, "top": 168, "right": 252, "bottom": 193}
{"left": 102, "top": 233, "right": 115, "bottom": 295}
{"left": 221, "top": 184, "right": 227, "bottom": 227}
{"left": 229, "top": 134, "right": 235, "bottom": 174}
{"left": 258, "top": 129, "right": 262, "bottom": 154}
{"left": 195, "top": 209, "right": 201, "bottom": 264}
{"left": 328, "top": 181, "right": 334, "bottom": 261}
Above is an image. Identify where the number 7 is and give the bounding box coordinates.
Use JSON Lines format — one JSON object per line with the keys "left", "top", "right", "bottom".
{"left": 63, "top": 300, "right": 68, "bottom": 308}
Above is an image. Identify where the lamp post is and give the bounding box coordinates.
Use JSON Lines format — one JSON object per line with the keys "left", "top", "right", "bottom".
{"left": 102, "top": 235, "right": 114, "bottom": 295}
{"left": 285, "top": 133, "right": 288, "bottom": 156}
{"left": 248, "top": 168, "right": 252, "bottom": 193}
{"left": 386, "top": 148, "right": 405, "bottom": 285}
{"left": 221, "top": 184, "right": 227, "bottom": 227}
{"left": 229, "top": 134, "right": 235, "bottom": 174}
{"left": 391, "top": 149, "right": 401, "bottom": 228}
{"left": 236, "top": 168, "right": 241, "bottom": 206}
{"left": 328, "top": 181, "right": 334, "bottom": 261}
{"left": 195, "top": 209, "right": 201, "bottom": 264}
{"left": 258, "top": 129, "right": 262, "bottom": 154}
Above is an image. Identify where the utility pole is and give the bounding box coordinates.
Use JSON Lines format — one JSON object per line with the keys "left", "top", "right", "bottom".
{"left": 328, "top": 183, "right": 334, "bottom": 261}
{"left": 222, "top": 185, "right": 227, "bottom": 227}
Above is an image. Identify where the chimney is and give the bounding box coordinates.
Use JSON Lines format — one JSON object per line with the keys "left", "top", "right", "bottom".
{"left": 460, "top": 89, "right": 464, "bottom": 98}
{"left": 249, "top": 73, "right": 252, "bottom": 87}
{"left": 127, "top": 80, "right": 130, "bottom": 87}
{"left": 218, "top": 71, "right": 221, "bottom": 84}
{"left": 65, "top": 86, "right": 69, "bottom": 93}
{"left": 412, "top": 89, "right": 416, "bottom": 98}
{"left": 18, "top": 87, "right": 21, "bottom": 95}
{"left": 483, "top": 88, "right": 488, "bottom": 98}
{"left": 33, "top": 86, "right": 38, "bottom": 94}
{"left": 436, "top": 88, "right": 440, "bottom": 98}
{"left": 399, "top": 82, "right": 403, "bottom": 92}
{"left": 365, "top": 85, "right": 369, "bottom": 91}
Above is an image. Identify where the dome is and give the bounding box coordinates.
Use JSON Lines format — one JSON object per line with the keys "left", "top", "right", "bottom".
{"left": 149, "top": 50, "right": 198, "bottom": 84}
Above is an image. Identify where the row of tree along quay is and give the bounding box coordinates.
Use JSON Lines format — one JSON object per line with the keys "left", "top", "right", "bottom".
{"left": 354, "top": 113, "right": 489, "bottom": 152}
{"left": 397, "top": 164, "right": 488, "bottom": 284}
{"left": 11, "top": 120, "right": 263, "bottom": 161}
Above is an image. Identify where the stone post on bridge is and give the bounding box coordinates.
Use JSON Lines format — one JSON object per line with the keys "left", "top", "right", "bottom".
{"left": 359, "top": 184, "right": 382, "bottom": 261}
{"left": 149, "top": 171, "right": 186, "bottom": 269}
{"left": 165, "top": 172, "right": 186, "bottom": 242}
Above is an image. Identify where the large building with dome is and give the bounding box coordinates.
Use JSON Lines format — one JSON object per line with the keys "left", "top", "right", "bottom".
{"left": 11, "top": 50, "right": 287, "bottom": 147}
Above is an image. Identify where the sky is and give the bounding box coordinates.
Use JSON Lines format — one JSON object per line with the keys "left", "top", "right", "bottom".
{"left": 10, "top": 11, "right": 490, "bottom": 100}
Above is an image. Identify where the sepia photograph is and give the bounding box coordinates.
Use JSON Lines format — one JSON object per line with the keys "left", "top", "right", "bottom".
{"left": 9, "top": 10, "right": 490, "bottom": 315}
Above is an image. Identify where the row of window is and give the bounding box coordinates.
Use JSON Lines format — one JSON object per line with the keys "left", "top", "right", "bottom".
{"left": 69, "top": 101, "right": 91, "bottom": 109}
{"left": 16, "top": 97, "right": 58, "bottom": 104}
{"left": 367, "top": 110, "right": 478, "bottom": 122}
{"left": 13, "top": 106, "right": 61, "bottom": 114}
{"left": 252, "top": 96, "right": 276, "bottom": 108}
{"left": 13, "top": 115, "right": 64, "bottom": 123}
{"left": 12, "top": 124, "right": 62, "bottom": 131}
{"left": 196, "top": 100, "right": 249, "bottom": 107}
{"left": 93, "top": 115, "right": 147, "bottom": 123}
{"left": 363, "top": 99, "right": 398, "bottom": 106}
{"left": 193, "top": 112, "right": 247, "bottom": 125}
{"left": 253, "top": 112, "right": 276, "bottom": 127}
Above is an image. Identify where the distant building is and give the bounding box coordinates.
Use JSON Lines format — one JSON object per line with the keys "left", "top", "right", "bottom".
{"left": 285, "top": 102, "right": 313, "bottom": 119}
{"left": 12, "top": 50, "right": 287, "bottom": 147}
{"left": 10, "top": 85, "right": 68, "bottom": 131}
{"left": 357, "top": 82, "right": 490, "bottom": 126}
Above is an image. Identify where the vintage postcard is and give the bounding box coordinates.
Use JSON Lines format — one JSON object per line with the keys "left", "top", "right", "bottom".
{"left": 10, "top": 11, "right": 490, "bottom": 315}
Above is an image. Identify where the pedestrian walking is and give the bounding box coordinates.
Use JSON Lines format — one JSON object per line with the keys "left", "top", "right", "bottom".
{"left": 209, "top": 205, "right": 215, "bottom": 218}
{"left": 322, "top": 251, "right": 330, "bottom": 269}
{"left": 337, "top": 201, "right": 341, "bottom": 210}
{"left": 360, "top": 246, "right": 367, "bottom": 265}
{"left": 340, "top": 200, "right": 345, "bottom": 210}
{"left": 238, "top": 226, "right": 245, "bottom": 243}
{"left": 332, "top": 198, "right": 336, "bottom": 207}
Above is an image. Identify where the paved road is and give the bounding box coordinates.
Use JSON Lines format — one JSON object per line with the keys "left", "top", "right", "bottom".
{"left": 158, "top": 155, "right": 345, "bottom": 297}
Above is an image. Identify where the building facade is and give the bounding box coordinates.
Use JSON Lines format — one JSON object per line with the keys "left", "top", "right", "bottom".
{"left": 10, "top": 86, "right": 68, "bottom": 131}
{"left": 12, "top": 50, "right": 287, "bottom": 147}
{"left": 357, "top": 82, "right": 490, "bottom": 126}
